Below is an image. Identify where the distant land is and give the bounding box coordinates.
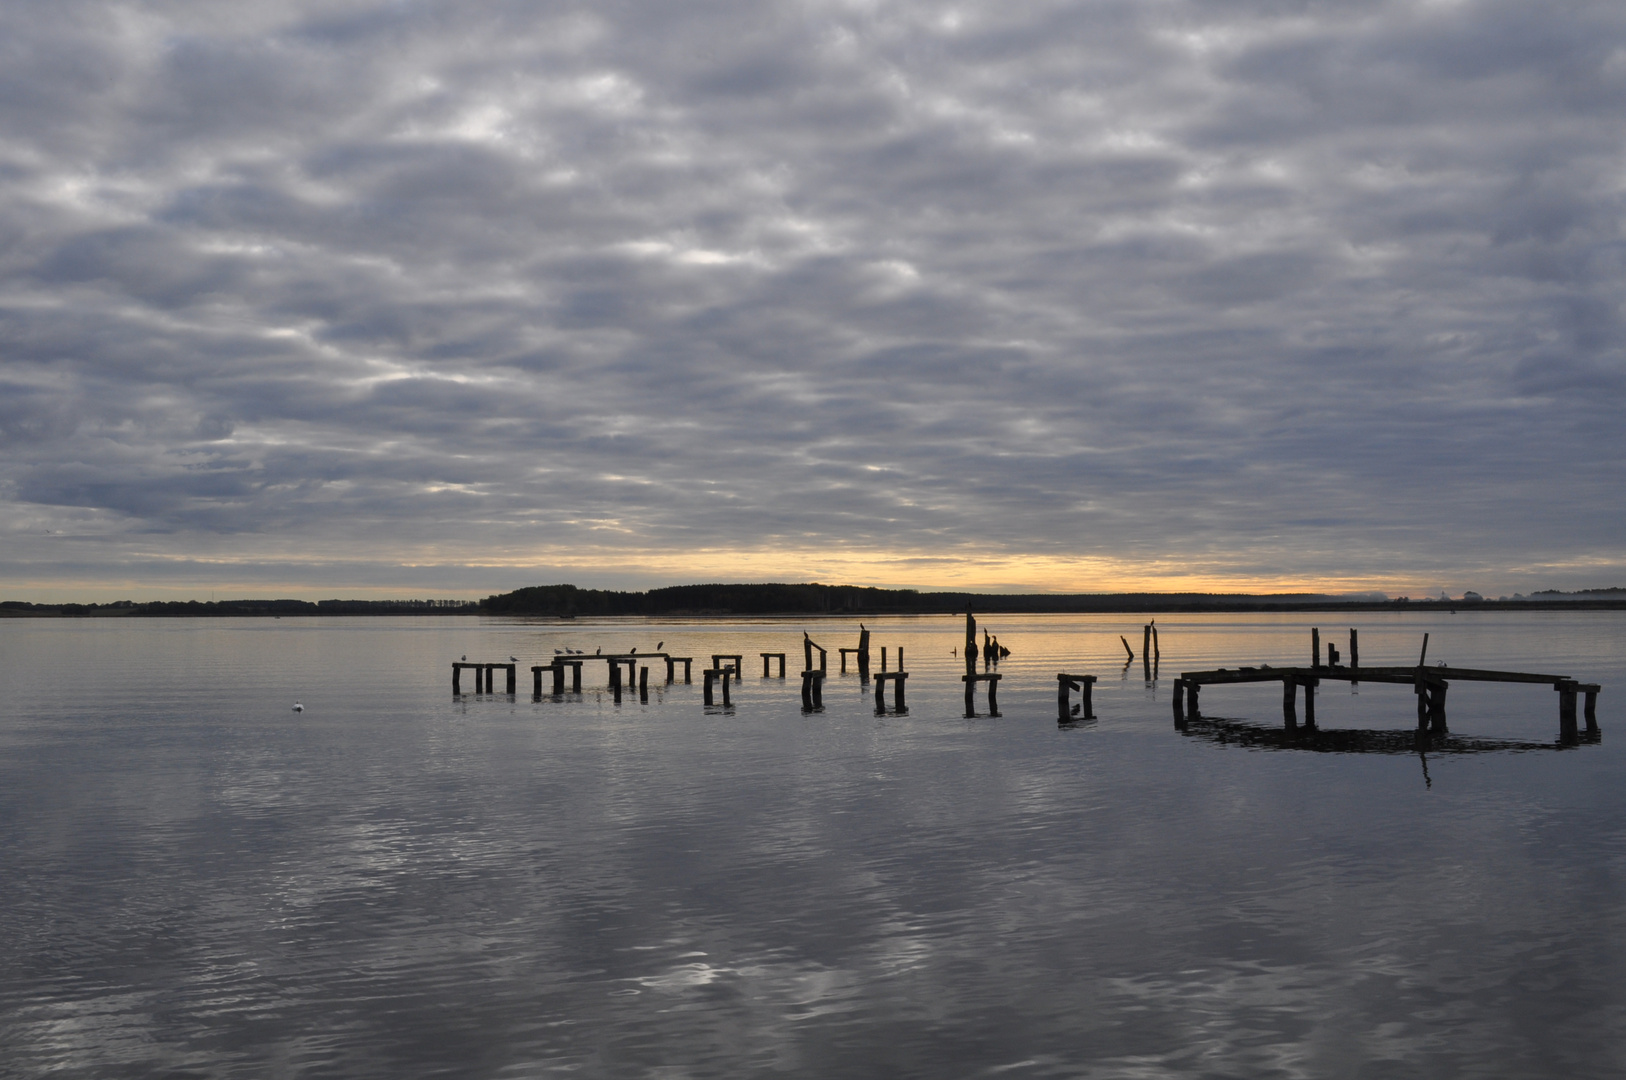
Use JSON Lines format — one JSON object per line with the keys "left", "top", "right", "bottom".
{"left": 5, "top": 584, "right": 1626, "bottom": 617}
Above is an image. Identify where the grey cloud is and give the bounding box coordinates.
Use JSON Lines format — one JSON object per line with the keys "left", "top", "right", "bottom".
{"left": 1, "top": 0, "right": 1624, "bottom": 598}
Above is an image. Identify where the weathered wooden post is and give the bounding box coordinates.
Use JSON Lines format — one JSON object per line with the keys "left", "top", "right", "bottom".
{"left": 880, "top": 647, "right": 888, "bottom": 673}
{"left": 1152, "top": 622, "right": 1160, "bottom": 663}
{"left": 1311, "top": 628, "right": 1320, "bottom": 671}
{"left": 1303, "top": 674, "right": 1316, "bottom": 728}
{"left": 1428, "top": 681, "right": 1448, "bottom": 734}
{"left": 987, "top": 676, "right": 1000, "bottom": 717}
{"left": 964, "top": 674, "right": 976, "bottom": 717}
{"left": 1349, "top": 628, "right": 1359, "bottom": 670}
{"left": 800, "top": 670, "right": 813, "bottom": 710}
{"left": 1057, "top": 675, "right": 1071, "bottom": 720}
{"left": 1185, "top": 680, "right": 1201, "bottom": 720}
{"left": 859, "top": 624, "right": 872, "bottom": 685}
{"left": 1120, "top": 636, "right": 1134, "bottom": 662}
{"left": 639, "top": 665, "right": 649, "bottom": 702}
{"left": 1172, "top": 678, "right": 1186, "bottom": 723}
{"left": 533, "top": 666, "right": 544, "bottom": 696}
{"left": 1583, "top": 684, "right": 1601, "bottom": 733}
{"left": 1558, "top": 680, "right": 1579, "bottom": 741}
{"left": 703, "top": 668, "right": 718, "bottom": 706}
{"left": 610, "top": 662, "right": 622, "bottom": 703}
{"left": 453, "top": 664, "right": 463, "bottom": 694}
{"left": 1282, "top": 679, "right": 1298, "bottom": 728}
{"left": 894, "top": 673, "right": 906, "bottom": 711}
{"left": 505, "top": 664, "right": 516, "bottom": 694}
{"left": 965, "top": 612, "right": 977, "bottom": 672}
{"left": 1143, "top": 625, "right": 1152, "bottom": 680}
{"left": 898, "top": 646, "right": 904, "bottom": 670}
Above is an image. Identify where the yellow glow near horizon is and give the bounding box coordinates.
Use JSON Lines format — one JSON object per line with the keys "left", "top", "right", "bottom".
{"left": 1, "top": 542, "right": 1529, "bottom": 603}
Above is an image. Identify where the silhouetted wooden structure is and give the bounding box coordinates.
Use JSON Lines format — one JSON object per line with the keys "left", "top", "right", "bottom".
{"left": 800, "top": 669, "right": 825, "bottom": 711}
{"left": 665, "top": 656, "right": 693, "bottom": 683}
{"left": 453, "top": 661, "right": 515, "bottom": 694}
{"left": 1176, "top": 660, "right": 1601, "bottom": 742}
{"left": 533, "top": 660, "right": 585, "bottom": 694}
{"left": 703, "top": 667, "right": 733, "bottom": 706}
{"left": 711, "top": 654, "right": 743, "bottom": 678}
{"left": 1058, "top": 673, "right": 1097, "bottom": 721}
{"left": 874, "top": 672, "right": 908, "bottom": 714}
{"left": 760, "top": 652, "right": 786, "bottom": 677}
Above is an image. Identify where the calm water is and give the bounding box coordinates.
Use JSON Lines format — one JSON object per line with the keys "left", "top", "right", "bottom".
{"left": 3, "top": 611, "right": 1624, "bottom": 1078}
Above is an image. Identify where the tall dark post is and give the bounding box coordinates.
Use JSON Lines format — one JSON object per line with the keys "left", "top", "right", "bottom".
{"left": 1152, "top": 623, "right": 1160, "bottom": 662}
{"left": 1349, "top": 628, "right": 1359, "bottom": 670}
{"left": 1303, "top": 676, "right": 1316, "bottom": 728}
{"left": 858, "top": 624, "right": 871, "bottom": 685}
{"left": 1142, "top": 625, "right": 1152, "bottom": 680}
{"left": 965, "top": 612, "right": 977, "bottom": 675}
{"left": 639, "top": 666, "right": 649, "bottom": 702}
{"left": 1311, "top": 628, "right": 1320, "bottom": 671}
{"left": 1282, "top": 679, "right": 1298, "bottom": 728}
{"left": 453, "top": 665, "right": 462, "bottom": 694}
{"left": 1172, "top": 678, "right": 1186, "bottom": 724}
{"left": 881, "top": 647, "right": 888, "bottom": 673}
{"left": 804, "top": 633, "right": 814, "bottom": 673}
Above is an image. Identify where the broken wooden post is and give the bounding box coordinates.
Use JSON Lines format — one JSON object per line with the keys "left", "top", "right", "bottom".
{"left": 453, "top": 664, "right": 463, "bottom": 694}
{"left": 609, "top": 662, "right": 622, "bottom": 703}
{"left": 880, "top": 647, "right": 888, "bottom": 673}
{"left": 1582, "top": 684, "right": 1601, "bottom": 733}
{"left": 1120, "top": 635, "right": 1134, "bottom": 662}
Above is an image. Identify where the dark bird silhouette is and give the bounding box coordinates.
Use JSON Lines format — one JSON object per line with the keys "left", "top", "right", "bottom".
{"left": 461, "top": 654, "right": 467, "bottom": 662}
{"left": 656, "top": 641, "right": 663, "bottom": 651}
{"left": 595, "top": 646, "right": 601, "bottom": 655}
{"left": 292, "top": 701, "right": 304, "bottom": 712}
{"left": 630, "top": 646, "right": 637, "bottom": 654}
{"left": 509, "top": 655, "right": 518, "bottom": 662}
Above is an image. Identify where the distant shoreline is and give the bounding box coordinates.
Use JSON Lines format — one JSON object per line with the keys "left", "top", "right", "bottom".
{"left": 5, "top": 583, "right": 1625, "bottom": 618}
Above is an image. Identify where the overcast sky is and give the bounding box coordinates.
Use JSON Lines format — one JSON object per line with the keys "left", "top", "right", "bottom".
{"left": 2, "top": 0, "right": 1623, "bottom": 601}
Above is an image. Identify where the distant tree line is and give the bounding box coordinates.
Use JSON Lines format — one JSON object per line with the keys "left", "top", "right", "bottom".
{"left": 0, "top": 598, "right": 480, "bottom": 617}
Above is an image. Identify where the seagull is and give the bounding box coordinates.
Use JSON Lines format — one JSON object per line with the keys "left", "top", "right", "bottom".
{"left": 509, "top": 655, "right": 518, "bottom": 662}
{"left": 292, "top": 701, "right": 304, "bottom": 712}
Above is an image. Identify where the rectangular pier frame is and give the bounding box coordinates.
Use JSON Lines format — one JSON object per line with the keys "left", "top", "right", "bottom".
{"left": 1058, "top": 673, "right": 1097, "bottom": 721}
{"left": 874, "top": 672, "right": 908, "bottom": 714}
{"left": 761, "top": 652, "right": 786, "bottom": 678}
{"left": 711, "top": 654, "right": 743, "bottom": 678}
{"left": 703, "top": 668, "right": 732, "bottom": 707}
{"left": 963, "top": 673, "right": 1002, "bottom": 718}
{"left": 665, "top": 656, "right": 693, "bottom": 683}
{"left": 453, "top": 662, "right": 515, "bottom": 694}
{"left": 800, "top": 670, "right": 825, "bottom": 711}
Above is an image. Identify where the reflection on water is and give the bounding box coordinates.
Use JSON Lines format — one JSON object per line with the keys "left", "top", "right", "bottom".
{"left": 2, "top": 612, "right": 1625, "bottom": 1077}
{"left": 1178, "top": 715, "right": 1598, "bottom": 755}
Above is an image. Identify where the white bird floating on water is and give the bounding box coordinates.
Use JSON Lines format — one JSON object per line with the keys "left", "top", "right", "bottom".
{"left": 292, "top": 702, "right": 304, "bottom": 712}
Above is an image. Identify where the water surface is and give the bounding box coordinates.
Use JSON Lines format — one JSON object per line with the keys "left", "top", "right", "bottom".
{"left": 3, "top": 612, "right": 1623, "bottom": 1077}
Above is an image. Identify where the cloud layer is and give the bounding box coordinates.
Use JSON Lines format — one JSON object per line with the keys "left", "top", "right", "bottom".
{"left": 3, "top": 0, "right": 1624, "bottom": 598}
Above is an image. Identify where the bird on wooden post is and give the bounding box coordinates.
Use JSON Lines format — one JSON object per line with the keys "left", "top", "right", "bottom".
{"left": 656, "top": 641, "right": 664, "bottom": 651}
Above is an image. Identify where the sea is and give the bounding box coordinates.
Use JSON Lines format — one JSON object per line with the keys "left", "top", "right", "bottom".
{"left": 2, "top": 610, "right": 1623, "bottom": 1078}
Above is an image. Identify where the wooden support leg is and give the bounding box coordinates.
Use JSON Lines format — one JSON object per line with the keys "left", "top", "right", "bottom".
{"left": 987, "top": 679, "right": 1000, "bottom": 718}
{"left": 639, "top": 666, "right": 649, "bottom": 702}
{"left": 1058, "top": 676, "right": 1072, "bottom": 721}
{"left": 1172, "top": 678, "right": 1186, "bottom": 724}
{"left": 704, "top": 670, "right": 716, "bottom": 707}
{"left": 1082, "top": 677, "right": 1093, "bottom": 720}
{"left": 1303, "top": 677, "right": 1316, "bottom": 729}
{"left": 1186, "top": 681, "right": 1201, "bottom": 720}
{"left": 1559, "top": 686, "right": 1578, "bottom": 741}
{"left": 507, "top": 666, "right": 516, "bottom": 694}
{"left": 800, "top": 672, "right": 813, "bottom": 710}
{"left": 554, "top": 665, "right": 566, "bottom": 694}
{"left": 1282, "top": 679, "right": 1297, "bottom": 729}
{"left": 1428, "top": 682, "right": 1449, "bottom": 735}
{"left": 453, "top": 665, "right": 462, "bottom": 694}
{"left": 876, "top": 677, "right": 887, "bottom": 715}
{"left": 721, "top": 671, "right": 732, "bottom": 707}
{"left": 533, "top": 667, "right": 542, "bottom": 696}
{"left": 965, "top": 678, "right": 976, "bottom": 719}
{"left": 572, "top": 665, "right": 582, "bottom": 693}
{"left": 1585, "top": 690, "right": 1599, "bottom": 734}
{"left": 1416, "top": 684, "right": 1429, "bottom": 731}
{"left": 811, "top": 673, "right": 822, "bottom": 709}
{"left": 895, "top": 675, "right": 906, "bottom": 711}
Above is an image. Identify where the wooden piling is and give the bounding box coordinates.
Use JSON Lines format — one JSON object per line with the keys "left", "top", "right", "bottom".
{"left": 1172, "top": 678, "right": 1186, "bottom": 724}
{"left": 1583, "top": 685, "right": 1600, "bottom": 733}
{"left": 1349, "top": 628, "right": 1359, "bottom": 670}
{"left": 1120, "top": 635, "right": 1134, "bottom": 662}
{"left": 453, "top": 664, "right": 462, "bottom": 694}
{"left": 1311, "top": 628, "right": 1320, "bottom": 671}
{"left": 1143, "top": 625, "right": 1152, "bottom": 679}
{"left": 506, "top": 665, "right": 516, "bottom": 694}
{"left": 1282, "top": 679, "right": 1297, "bottom": 728}
{"left": 859, "top": 624, "right": 872, "bottom": 685}
{"left": 761, "top": 652, "right": 786, "bottom": 678}
{"left": 1303, "top": 675, "right": 1316, "bottom": 728}
{"left": 1185, "top": 680, "right": 1200, "bottom": 720}
{"left": 639, "top": 665, "right": 649, "bottom": 702}
{"left": 1558, "top": 681, "right": 1579, "bottom": 741}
